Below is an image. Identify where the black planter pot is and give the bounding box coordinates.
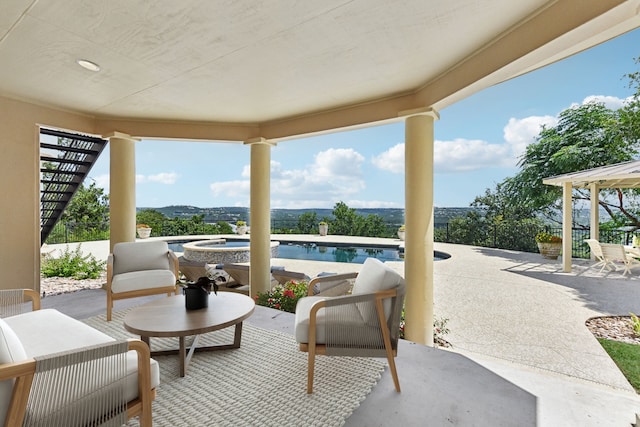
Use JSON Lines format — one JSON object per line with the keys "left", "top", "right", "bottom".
{"left": 184, "top": 286, "right": 210, "bottom": 310}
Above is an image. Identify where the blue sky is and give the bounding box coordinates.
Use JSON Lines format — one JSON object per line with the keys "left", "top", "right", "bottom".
{"left": 86, "top": 28, "right": 640, "bottom": 209}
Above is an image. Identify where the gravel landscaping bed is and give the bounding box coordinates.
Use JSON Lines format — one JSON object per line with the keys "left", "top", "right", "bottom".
{"left": 586, "top": 316, "right": 640, "bottom": 345}
{"left": 40, "top": 274, "right": 106, "bottom": 296}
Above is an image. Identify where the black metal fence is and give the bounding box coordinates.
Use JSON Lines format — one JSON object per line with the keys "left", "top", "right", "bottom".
{"left": 46, "top": 220, "right": 638, "bottom": 260}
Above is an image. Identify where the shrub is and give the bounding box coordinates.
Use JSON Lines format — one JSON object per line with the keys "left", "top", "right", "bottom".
{"left": 254, "top": 280, "right": 308, "bottom": 313}
{"left": 41, "top": 245, "right": 105, "bottom": 279}
{"left": 630, "top": 313, "right": 640, "bottom": 336}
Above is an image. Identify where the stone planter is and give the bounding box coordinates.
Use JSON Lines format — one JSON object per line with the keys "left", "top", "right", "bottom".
{"left": 236, "top": 225, "right": 247, "bottom": 235}
{"left": 397, "top": 230, "right": 405, "bottom": 241}
{"left": 318, "top": 223, "right": 328, "bottom": 236}
{"left": 137, "top": 227, "right": 151, "bottom": 239}
{"left": 537, "top": 242, "right": 561, "bottom": 260}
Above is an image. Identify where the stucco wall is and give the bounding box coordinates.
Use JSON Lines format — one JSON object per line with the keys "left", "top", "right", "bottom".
{"left": 0, "top": 96, "right": 96, "bottom": 291}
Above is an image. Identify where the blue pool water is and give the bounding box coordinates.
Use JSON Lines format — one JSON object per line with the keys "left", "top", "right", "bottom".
{"left": 167, "top": 240, "right": 403, "bottom": 263}
{"left": 167, "top": 239, "right": 449, "bottom": 264}
{"left": 278, "top": 243, "right": 403, "bottom": 263}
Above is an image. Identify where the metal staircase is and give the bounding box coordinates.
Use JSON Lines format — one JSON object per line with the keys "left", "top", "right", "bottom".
{"left": 40, "top": 128, "right": 108, "bottom": 244}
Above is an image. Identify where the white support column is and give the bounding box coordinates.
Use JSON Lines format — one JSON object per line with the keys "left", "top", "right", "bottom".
{"left": 108, "top": 132, "right": 139, "bottom": 252}
{"left": 589, "top": 182, "right": 600, "bottom": 244}
{"left": 245, "top": 137, "right": 275, "bottom": 298}
{"left": 401, "top": 107, "right": 439, "bottom": 346}
{"left": 562, "top": 181, "right": 573, "bottom": 272}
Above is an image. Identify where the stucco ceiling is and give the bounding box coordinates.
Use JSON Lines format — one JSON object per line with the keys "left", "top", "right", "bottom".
{"left": 1, "top": 0, "right": 639, "bottom": 139}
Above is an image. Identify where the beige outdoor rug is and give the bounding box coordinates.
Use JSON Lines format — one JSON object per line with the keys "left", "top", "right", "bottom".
{"left": 83, "top": 308, "right": 385, "bottom": 427}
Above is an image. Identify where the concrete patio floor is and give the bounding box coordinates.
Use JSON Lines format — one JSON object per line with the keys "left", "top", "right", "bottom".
{"left": 41, "top": 238, "right": 640, "bottom": 425}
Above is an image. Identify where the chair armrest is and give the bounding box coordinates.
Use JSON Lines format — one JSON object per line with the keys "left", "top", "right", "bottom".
{"left": 1, "top": 339, "right": 153, "bottom": 427}
{"left": 307, "top": 272, "right": 359, "bottom": 296}
{"left": 168, "top": 251, "right": 180, "bottom": 289}
{"left": 168, "top": 250, "right": 179, "bottom": 275}
{"left": 0, "top": 289, "right": 41, "bottom": 316}
{"left": 106, "top": 254, "right": 114, "bottom": 291}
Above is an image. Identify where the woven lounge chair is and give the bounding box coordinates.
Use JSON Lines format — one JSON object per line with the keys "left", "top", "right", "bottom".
{"left": 0, "top": 289, "right": 156, "bottom": 426}
{"left": 294, "top": 258, "right": 405, "bottom": 394}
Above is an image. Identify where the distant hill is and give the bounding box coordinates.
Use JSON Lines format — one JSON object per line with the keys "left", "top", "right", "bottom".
{"left": 137, "top": 205, "right": 478, "bottom": 225}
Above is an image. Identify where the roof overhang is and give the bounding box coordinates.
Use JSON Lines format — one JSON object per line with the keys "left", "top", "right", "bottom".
{"left": 543, "top": 160, "right": 640, "bottom": 189}
{"left": 1, "top": 0, "right": 639, "bottom": 141}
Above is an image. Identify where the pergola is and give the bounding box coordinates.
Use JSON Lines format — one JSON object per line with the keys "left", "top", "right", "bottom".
{"left": 2, "top": 0, "right": 640, "bottom": 345}
{"left": 543, "top": 160, "right": 640, "bottom": 272}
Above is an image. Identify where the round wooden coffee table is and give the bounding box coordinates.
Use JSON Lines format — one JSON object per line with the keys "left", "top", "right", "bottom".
{"left": 124, "top": 292, "right": 255, "bottom": 377}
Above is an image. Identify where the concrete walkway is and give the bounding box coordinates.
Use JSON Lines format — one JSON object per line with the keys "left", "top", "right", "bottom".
{"left": 41, "top": 237, "right": 640, "bottom": 425}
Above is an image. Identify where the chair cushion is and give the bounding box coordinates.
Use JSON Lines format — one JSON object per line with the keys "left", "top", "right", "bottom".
{"left": 0, "top": 318, "right": 27, "bottom": 426}
{"left": 5, "top": 309, "right": 160, "bottom": 402}
{"left": 113, "top": 241, "right": 171, "bottom": 275}
{"left": 295, "top": 296, "right": 372, "bottom": 344}
{"left": 111, "top": 269, "right": 176, "bottom": 293}
{"left": 352, "top": 258, "right": 404, "bottom": 323}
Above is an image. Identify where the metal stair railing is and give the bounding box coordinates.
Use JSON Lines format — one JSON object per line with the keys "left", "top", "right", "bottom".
{"left": 39, "top": 128, "right": 107, "bottom": 244}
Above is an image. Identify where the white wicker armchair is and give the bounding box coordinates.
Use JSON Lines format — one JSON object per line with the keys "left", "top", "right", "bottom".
{"left": 294, "top": 258, "right": 405, "bottom": 394}
{"left": 0, "top": 289, "right": 157, "bottom": 426}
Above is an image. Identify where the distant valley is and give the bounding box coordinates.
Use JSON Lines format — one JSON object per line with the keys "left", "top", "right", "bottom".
{"left": 137, "top": 205, "right": 478, "bottom": 226}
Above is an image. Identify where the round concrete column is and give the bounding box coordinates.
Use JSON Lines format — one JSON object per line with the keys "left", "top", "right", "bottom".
{"left": 108, "top": 132, "right": 138, "bottom": 252}
{"left": 403, "top": 109, "right": 438, "bottom": 345}
{"left": 562, "top": 181, "right": 572, "bottom": 272}
{"left": 246, "top": 138, "right": 274, "bottom": 298}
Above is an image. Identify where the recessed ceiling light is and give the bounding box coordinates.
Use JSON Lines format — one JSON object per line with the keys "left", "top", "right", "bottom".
{"left": 76, "top": 59, "right": 100, "bottom": 72}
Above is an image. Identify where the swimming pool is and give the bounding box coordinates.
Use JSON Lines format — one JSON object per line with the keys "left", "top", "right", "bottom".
{"left": 278, "top": 243, "right": 403, "bottom": 263}
{"left": 167, "top": 239, "right": 449, "bottom": 264}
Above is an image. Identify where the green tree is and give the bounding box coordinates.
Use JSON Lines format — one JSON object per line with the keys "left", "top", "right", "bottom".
{"left": 136, "top": 209, "right": 167, "bottom": 236}
{"left": 62, "top": 182, "right": 109, "bottom": 226}
{"left": 58, "top": 182, "right": 110, "bottom": 241}
{"left": 330, "top": 201, "right": 359, "bottom": 235}
{"left": 505, "top": 100, "right": 640, "bottom": 228}
{"left": 359, "top": 214, "right": 387, "bottom": 237}
{"left": 296, "top": 212, "right": 318, "bottom": 234}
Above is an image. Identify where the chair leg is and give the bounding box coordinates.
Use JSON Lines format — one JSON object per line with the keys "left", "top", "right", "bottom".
{"left": 107, "top": 293, "right": 113, "bottom": 321}
{"left": 386, "top": 350, "right": 401, "bottom": 393}
{"left": 307, "top": 347, "right": 316, "bottom": 394}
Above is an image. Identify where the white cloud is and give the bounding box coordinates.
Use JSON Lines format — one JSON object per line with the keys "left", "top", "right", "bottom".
{"left": 372, "top": 143, "right": 404, "bottom": 173}
{"left": 503, "top": 115, "right": 557, "bottom": 160}
{"left": 581, "top": 95, "right": 630, "bottom": 110}
{"left": 435, "top": 138, "right": 512, "bottom": 171}
{"left": 139, "top": 172, "right": 179, "bottom": 184}
{"left": 210, "top": 148, "right": 367, "bottom": 208}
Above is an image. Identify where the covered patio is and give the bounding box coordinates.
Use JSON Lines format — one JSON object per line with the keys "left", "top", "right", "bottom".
{"left": 3, "top": 0, "right": 640, "bottom": 346}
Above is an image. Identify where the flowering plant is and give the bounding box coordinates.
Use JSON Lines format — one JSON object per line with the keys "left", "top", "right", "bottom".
{"left": 236, "top": 220, "right": 246, "bottom": 226}
{"left": 535, "top": 232, "right": 561, "bottom": 243}
{"left": 254, "top": 280, "right": 308, "bottom": 313}
{"left": 136, "top": 223, "right": 151, "bottom": 229}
